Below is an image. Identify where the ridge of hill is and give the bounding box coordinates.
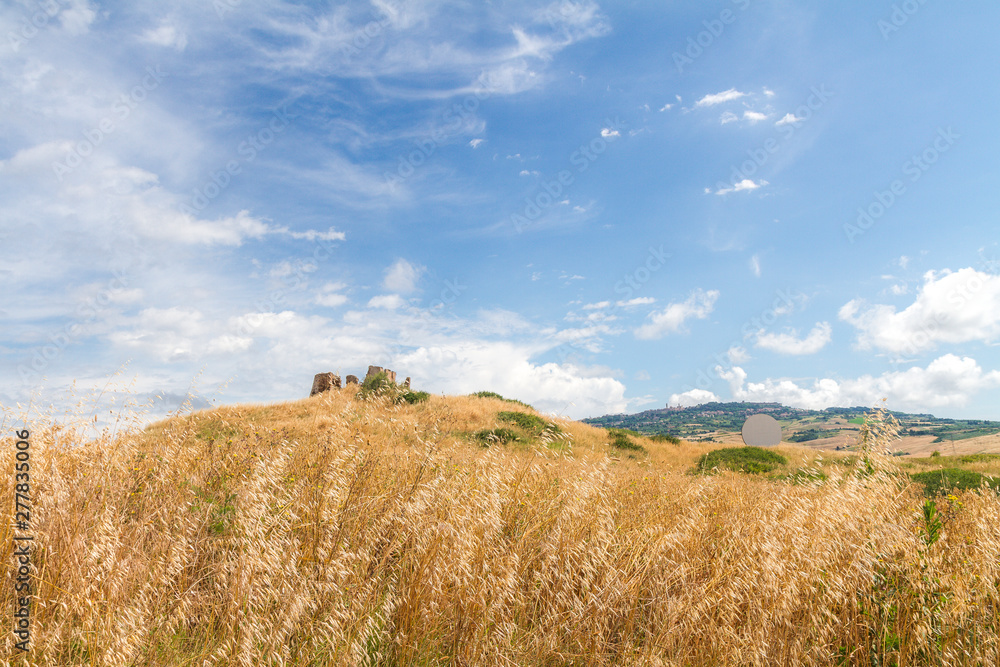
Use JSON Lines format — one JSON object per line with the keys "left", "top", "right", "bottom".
{"left": 583, "top": 401, "right": 1000, "bottom": 456}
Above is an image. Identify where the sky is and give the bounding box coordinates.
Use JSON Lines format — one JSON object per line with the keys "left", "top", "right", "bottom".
{"left": 2, "top": 0, "right": 1000, "bottom": 423}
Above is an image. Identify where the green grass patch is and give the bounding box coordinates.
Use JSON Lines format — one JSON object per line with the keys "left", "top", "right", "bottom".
{"left": 848, "top": 416, "right": 865, "bottom": 425}
{"left": 471, "top": 391, "right": 534, "bottom": 409}
{"left": 693, "top": 447, "right": 788, "bottom": 475}
{"left": 785, "top": 469, "right": 829, "bottom": 485}
{"left": 475, "top": 427, "right": 520, "bottom": 447}
{"left": 496, "top": 411, "right": 548, "bottom": 431}
{"left": 910, "top": 468, "right": 1000, "bottom": 496}
{"left": 649, "top": 433, "right": 681, "bottom": 444}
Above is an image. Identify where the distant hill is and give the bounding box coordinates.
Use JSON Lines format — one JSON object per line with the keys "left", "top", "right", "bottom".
{"left": 583, "top": 402, "right": 1000, "bottom": 455}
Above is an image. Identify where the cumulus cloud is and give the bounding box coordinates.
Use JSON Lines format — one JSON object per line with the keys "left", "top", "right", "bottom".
{"left": 668, "top": 388, "right": 719, "bottom": 407}
{"left": 383, "top": 259, "right": 424, "bottom": 294}
{"left": 717, "top": 355, "right": 1000, "bottom": 412}
{"left": 368, "top": 294, "right": 406, "bottom": 309}
{"left": 839, "top": 268, "right": 1000, "bottom": 355}
{"left": 399, "top": 342, "right": 626, "bottom": 418}
{"left": 315, "top": 282, "right": 349, "bottom": 308}
{"left": 696, "top": 88, "right": 747, "bottom": 107}
{"left": 755, "top": 322, "right": 832, "bottom": 355}
{"left": 635, "top": 289, "right": 719, "bottom": 340}
{"left": 743, "top": 110, "right": 768, "bottom": 123}
{"left": 727, "top": 346, "right": 750, "bottom": 364}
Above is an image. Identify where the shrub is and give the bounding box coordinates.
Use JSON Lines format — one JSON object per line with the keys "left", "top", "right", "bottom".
{"left": 910, "top": 468, "right": 1000, "bottom": 496}
{"left": 930, "top": 450, "right": 940, "bottom": 458}
{"left": 608, "top": 428, "right": 646, "bottom": 453}
{"left": 649, "top": 433, "right": 681, "bottom": 445}
{"left": 694, "top": 447, "right": 788, "bottom": 475}
{"left": 402, "top": 390, "right": 430, "bottom": 404}
{"left": 359, "top": 371, "right": 403, "bottom": 402}
{"left": 475, "top": 427, "right": 519, "bottom": 447}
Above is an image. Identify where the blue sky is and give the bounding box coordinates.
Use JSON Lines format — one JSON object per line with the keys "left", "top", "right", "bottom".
{"left": 3, "top": 0, "right": 1000, "bottom": 422}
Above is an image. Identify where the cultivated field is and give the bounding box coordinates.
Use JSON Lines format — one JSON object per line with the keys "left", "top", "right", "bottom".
{"left": 2, "top": 387, "right": 1000, "bottom": 666}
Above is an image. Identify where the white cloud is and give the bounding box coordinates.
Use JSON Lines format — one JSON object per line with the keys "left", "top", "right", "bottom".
{"left": 720, "top": 111, "right": 739, "bottom": 124}
{"left": 520, "top": 169, "right": 540, "bottom": 176}
{"left": 749, "top": 254, "right": 761, "bottom": 277}
{"left": 668, "top": 388, "right": 719, "bottom": 407}
{"left": 383, "top": 259, "right": 424, "bottom": 294}
{"left": 696, "top": 88, "right": 747, "bottom": 107}
{"left": 368, "top": 294, "right": 406, "bottom": 309}
{"left": 659, "top": 103, "right": 673, "bottom": 111}
{"left": 278, "top": 227, "right": 346, "bottom": 242}
{"left": 316, "top": 293, "right": 349, "bottom": 308}
{"left": 718, "top": 355, "right": 1000, "bottom": 412}
{"left": 315, "top": 282, "right": 349, "bottom": 308}
{"left": 57, "top": 0, "right": 97, "bottom": 35}
{"left": 206, "top": 334, "right": 253, "bottom": 355}
{"left": 635, "top": 289, "right": 719, "bottom": 340}
{"left": 775, "top": 113, "right": 803, "bottom": 126}
{"left": 743, "top": 110, "right": 769, "bottom": 123}
{"left": 600, "top": 127, "right": 620, "bottom": 138}
{"left": 839, "top": 268, "right": 1000, "bottom": 355}
{"left": 139, "top": 22, "right": 188, "bottom": 51}
{"left": 713, "top": 179, "right": 768, "bottom": 195}
{"left": 727, "top": 346, "right": 750, "bottom": 364}
{"left": 634, "top": 370, "right": 650, "bottom": 381}
{"left": 469, "top": 138, "right": 484, "bottom": 148}
{"left": 582, "top": 301, "right": 611, "bottom": 310}
{"left": 400, "top": 343, "right": 626, "bottom": 418}
{"left": 617, "top": 297, "right": 655, "bottom": 308}
{"left": 755, "top": 322, "right": 832, "bottom": 355}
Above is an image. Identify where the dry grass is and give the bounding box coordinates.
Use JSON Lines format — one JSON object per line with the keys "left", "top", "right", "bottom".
{"left": 2, "top": 391, "right": 999, "bottom": 666}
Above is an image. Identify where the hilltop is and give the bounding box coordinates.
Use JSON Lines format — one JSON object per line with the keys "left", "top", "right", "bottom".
{"left": 584, "top": 401, "right": 1000, "bottom": 456}
{"left": 3, "top": 385, "right": 1000, "bottom": 665}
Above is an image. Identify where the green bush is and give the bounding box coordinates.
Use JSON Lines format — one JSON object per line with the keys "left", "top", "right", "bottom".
{"left": 475, "top": 428, "right": 519, "bottom": 447}
{"left": 910, "top": 468, "right": 1000, "bottom": 496}
{"left": 649, "top": 433, "right": 681, "bottom": 445}
{"left": 402, "top": 390, "right": 430, "bottom": 404}
{"left": 470, "top": 391, "right": 533, "bottom": 409}
{"left": 607, "top": 428, "right": 646, "bottom": 453}
{"left": 359, "top": 371, "right": 402, "bottom": 402}
{"left": 693, "top": 447, "right": 788, "bottom": 475}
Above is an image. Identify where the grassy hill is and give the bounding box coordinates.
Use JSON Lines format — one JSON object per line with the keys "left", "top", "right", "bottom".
{"left": 3, "top": 387, "right": 1000, "bottom": 665}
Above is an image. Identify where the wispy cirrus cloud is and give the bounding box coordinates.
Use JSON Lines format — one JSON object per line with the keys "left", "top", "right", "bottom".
{"left": 695, "top": 88, "right": 747, "bottom": 107}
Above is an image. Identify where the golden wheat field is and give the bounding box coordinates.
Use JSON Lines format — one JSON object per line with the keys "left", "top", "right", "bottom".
{"left": 2, "top": 387, "right": 1000, "bottom": 666}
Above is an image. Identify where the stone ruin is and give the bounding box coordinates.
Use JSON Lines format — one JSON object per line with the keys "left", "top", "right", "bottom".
{"left": 309, "top": 367, "right": 410, "bottom": 396}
